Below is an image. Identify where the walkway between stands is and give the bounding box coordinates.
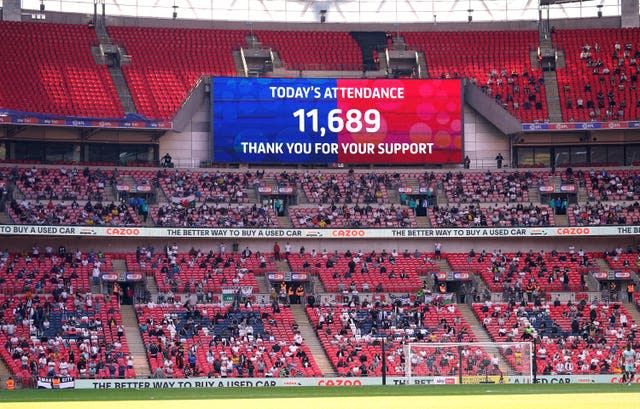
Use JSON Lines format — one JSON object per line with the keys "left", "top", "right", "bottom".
{"left": 121, "top": 304, "right": 151, "bottom": 377}
{"left": 0, "top": 358, "right": 11, "bottom": 389}
{"left": 290, "top": 304, "right": 336, "bottom": 376}
{"left": 622, "top": 301, "right": 640, "bottom": 326}
{"left": 457, "top": 304, "right": 512, "bottom": 375}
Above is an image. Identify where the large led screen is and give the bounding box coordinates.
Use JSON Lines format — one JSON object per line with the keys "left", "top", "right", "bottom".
{"left": 212, "top": 77, "right": 463, "bottom": 164}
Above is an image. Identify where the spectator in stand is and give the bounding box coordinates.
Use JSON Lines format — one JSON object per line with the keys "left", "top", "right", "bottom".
{"left": 273, "top": 242, "right": 281, "bottom": 261}
{"left": 495, "top": 153, "right": 504, "bottom": 169}
{"left": 161, "top": 153, "right": 173, "bottom": 168}
{"left": 572, "top": 202, "right": 639, "bottom": 226}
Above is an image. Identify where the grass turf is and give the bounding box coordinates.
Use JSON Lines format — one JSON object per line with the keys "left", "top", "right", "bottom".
{"left": 0, "top": 383, "right": 637, "bottom": 402}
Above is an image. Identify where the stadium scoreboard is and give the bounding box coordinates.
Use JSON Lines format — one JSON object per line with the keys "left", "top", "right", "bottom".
{"left": 212, "top": 77, "right": 463, "bottom": 164}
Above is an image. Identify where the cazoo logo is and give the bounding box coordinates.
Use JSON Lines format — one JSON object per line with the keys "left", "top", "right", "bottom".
{"left": 106, "top": 228, "right": 141, "bottom": 236}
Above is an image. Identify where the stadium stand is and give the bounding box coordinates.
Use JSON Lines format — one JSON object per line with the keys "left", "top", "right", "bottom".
{"left": 473, "top": 301, "right": 638, "bottom": 375}
{"left": 0, "top": 248, "right": 109, "bottom": 295}
{"left": 445, "top": 250, "right": 592, "bottom": 293}
{"left": 403, "top": 30, "right": 548, "bottom": 122}
{"left": 306, "top": 298, "right": 480, "bottom": 376}
{"left": 569, "top": 203, "right": 640, "bottom": 226}
{"left": 584, "top": 169, "right": 640, "bottom": 201}
{"left": 554, "top": 28, "right": 640, "bottom": 122}
{"left": 441, "top": 170, "right": 548, "bottom": 204}
{"left": 136, "top": 304, "right": 322, "bottom": 378}
{"left": 255, "top": 31, "right": 363, "bottom": 71}
{"left": 0, "top": 21, "right": 124, "bottom": 118}
{"left": 0, "top": 294, "right": 134, "bottom": 380}
{"left": 287, "top": 249, "right": 433, "bottom": 293}
{"left": 428, "top": 203, "right": 555, "bottom": 228}
{"left": 107, "top": 27, "right": 243, "bottom": 119}
{"left": 124, "top": 246, "right": 271, "bottom": 295}
{"left": 299, "top": 171, "right": 394, "bottom": 204}
{"left": 4, "top": 11, "right": 640, "bottom": 388}
{"left": 289, "top": 204, "right": 416, "bottom": 228}
{"left": 9, "top": 167, "right": 113, "bottom": 202}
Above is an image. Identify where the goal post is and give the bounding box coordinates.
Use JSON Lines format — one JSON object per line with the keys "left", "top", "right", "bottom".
{"left": 403, "top": 342, "right": 533, "bottom": 385}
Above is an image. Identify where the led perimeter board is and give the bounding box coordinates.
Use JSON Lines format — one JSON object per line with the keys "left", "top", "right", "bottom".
{"left": 212, "top": 77, "right": 463, "bottom": 164}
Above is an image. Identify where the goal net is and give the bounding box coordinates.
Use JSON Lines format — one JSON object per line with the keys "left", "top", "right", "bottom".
{"left": 403, "top": 342, "right": 533, "bottom": 384}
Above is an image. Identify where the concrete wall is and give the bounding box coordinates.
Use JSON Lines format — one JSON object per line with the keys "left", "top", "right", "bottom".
{"left": 621, "top": 0, "right": 640, "bottom": 28}
{"left": 159, "top": 98, "right": 211, "bottom": 169}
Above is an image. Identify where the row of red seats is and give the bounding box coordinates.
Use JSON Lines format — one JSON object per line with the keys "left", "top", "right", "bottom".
{"left": 0, "top": 21, "right": 123, "bottom": 118}
{"left": 0, "top": 294, "right": 134, "bottom": 379}
{"left": 473, "top": 302, "right": 638, "bottom": 375}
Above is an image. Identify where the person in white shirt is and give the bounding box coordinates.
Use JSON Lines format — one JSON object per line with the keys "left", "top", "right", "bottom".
{"left": 620, "top": 313, "right": 628, "bottom": 328}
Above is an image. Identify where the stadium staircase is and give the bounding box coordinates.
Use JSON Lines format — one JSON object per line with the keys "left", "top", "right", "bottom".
{"left": 435, "top": 187, "right": 447, "bottom": 206}
{"left": 623, "top": 301, "right": 640, "bottom": 322}
{"left": 542, "top": 71, "right": 563, "bottom": 122}
{"left": 91, "top": 22, "right": 137, "bottom": 115}
{"left": 0, "top": 211, "right": 13, "bottom": 225}
{"left": 434, "top": 258, "right": 453, "bottom": 274}
{"left": 349, "top": 32, "right": 388, "bottom": 71}
{"left": 277, "top": 216, "right": 293, "bottom": 228}
{"left": 595, "top": 258, "right": 612, "bottom": 274}
{"left": 548, "top": 175, "right": 562, "bottom": 190}
{"left": 457, "top": 304, "right": 513, "bottom": 375}
{"left": 577, "top": 185, "right": 588, "bottom": 203}
{"left": 255, "top": 275, "right": 272, "bottom": 294}
{"left": 310, "top": 275, "right": 326, "bottom": 294}
{"left": 0, "top": 357, "right": 11, "bottom": 388}
{"left": 554, "top": 213, "right": 568, "bottom": 226}
{"left": 145, "top": 275, "right": 159, "bottom": 299}
{"left": 290, "top": 304, "right": 336, "bottom": 376}
{"left": 112, "top": 258, "right": 128, "bottom": 279}
{"left": 415, "top": 216, "right": 430, "bottom": 228}
{"left": 120, "top": 304, "right": 152, "bottom": 377}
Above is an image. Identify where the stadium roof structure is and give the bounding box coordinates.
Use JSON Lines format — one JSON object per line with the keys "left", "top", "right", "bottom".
{"left": 19, "top": 0, "right": 619, "bottom": 23}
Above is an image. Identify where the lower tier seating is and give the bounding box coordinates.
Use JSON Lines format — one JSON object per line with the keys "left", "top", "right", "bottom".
{"left": 136, "top": 304, "right": 322, "bottom": 378}
{"left": 0, "top": 294, "right": 133, "bottom": 380}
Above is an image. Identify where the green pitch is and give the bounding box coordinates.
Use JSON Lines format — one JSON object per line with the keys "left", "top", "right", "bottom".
{"left": 0, "top": 383, "right": 637, "bottom": 402}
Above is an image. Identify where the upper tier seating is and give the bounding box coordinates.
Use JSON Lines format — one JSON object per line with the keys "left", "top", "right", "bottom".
{"left": 256, "top": 31, "right": 363, "bottom": 71}
{"left": 0, "top": 294, "right": 133, "bottom": 379}
{"left": 473, "top": 301, "right": 639, "bottom": 375}
{"left": 137, "top": 304, "right": 322, "bottom": 378}
{"left": 554, "top": 28, "right": 640, "bottom": 122}
{"left": 0, "top": 22, "right": 123, "bottom": 118}
{"left": 108, "top": 27, "right": 244, "bottom": 119}
{"left": 403, "top": 30, "right": 548, "bottom": 122}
